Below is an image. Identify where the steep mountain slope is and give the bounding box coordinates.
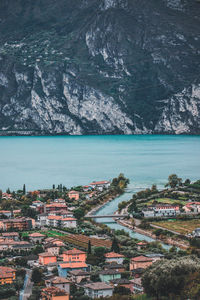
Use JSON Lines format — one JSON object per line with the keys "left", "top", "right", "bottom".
{"left": 0, "top": 0, "right": 199, "bottom": 135}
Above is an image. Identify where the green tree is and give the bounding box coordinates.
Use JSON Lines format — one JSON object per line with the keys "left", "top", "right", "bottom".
{"left": 6, "top": 188, "right": 11, "bottom": 194}
{"left": 23, "top": 184, "right": 26, "bottom": 195}
{"left": 151, "top": 184, "right": 158, "bottom": 193}
{"left": 111, "top": 237, "right": 120, "bottom": 253}
{"left": 142, "top": 256, "right": 200, "bottom": 299}
{"left": 74, "top": 208, "right": 85, "bottom": 220}
{"left": 165, "top": 174, "right": 182, "bottom": 188}
{"left": 32, "top": 268, "right": 43, "bottom": 284}
{"left": 87, "top": 240, "right": 92, "bottom": 255}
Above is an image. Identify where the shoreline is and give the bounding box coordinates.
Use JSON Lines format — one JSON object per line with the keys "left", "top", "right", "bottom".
{"left": 116, "top": 218, "right": 188, "bottom": 250}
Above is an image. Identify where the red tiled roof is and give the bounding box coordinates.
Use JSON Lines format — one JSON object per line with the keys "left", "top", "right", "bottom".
{"left": 63, "top": 248, "right": 86, "bottom": 255}
{"left": 68, "top": 191, "right": 79, "bottom": 194}
{"left": 89, "top": 181, "right": 110, "bottom": 185}
{"left": 51, "top": 276, "right": 71, "bottom": 284}
{"left": 2, "top": 232, "right": 19, "bottom": 236}
{"left": 0, "top": 266, "right": 16, "bottom": 279}
{"left": 29, "top": 232, "right": 45, "bottom": 237}
{"left": 61, "top": 218, "right": 76, "bottom": 221}
{"left": 59, "top": 262, "right": 87, "bottom": 268}
{"left": 39, "top": 252, "right": 56, "bottom": 257}
{"left": 46, "top": 203, "right": 67, "bottom": 208}
{"left": 105, "top": 252, "right": 125, "bottom": 258}
{"left": 47, "top": 216, "right": 62, "bottom": 220}
{"left": 131, "top": 255, "right": 152, "bottom": 262}
{"left": 42, "top": 287, "right": 68, "bottom": 296}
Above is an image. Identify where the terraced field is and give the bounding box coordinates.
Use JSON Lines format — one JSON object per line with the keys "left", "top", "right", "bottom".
{"left": 60, "top": 233, "right": 112, "bottom": 249}
{"left": 152, "top": 219, "right": 200, "bottom": 235}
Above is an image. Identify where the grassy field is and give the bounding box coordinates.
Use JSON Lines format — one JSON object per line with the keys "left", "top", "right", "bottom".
{"left": 21, "top": 230, "right": 65, "bottom": 238}
{"left": 152, "top": 219, "right": 200, "bottom": 235}
{"left": 147, "top": 198, "right": 186, "bottom": 205}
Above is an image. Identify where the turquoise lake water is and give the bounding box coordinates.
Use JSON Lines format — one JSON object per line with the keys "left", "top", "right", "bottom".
{"left": 0, "top": 135, "right": 200, "bottom": 192}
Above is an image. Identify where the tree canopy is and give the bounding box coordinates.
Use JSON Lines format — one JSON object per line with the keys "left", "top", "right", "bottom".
{"left": 142, "top": 256, "right": 200, "bottom": 299}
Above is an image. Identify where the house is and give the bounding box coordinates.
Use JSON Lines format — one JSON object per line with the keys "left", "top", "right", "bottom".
{"left": 104, "top": 262, "right": 125, "bottom": 273}
{"left": 0, "top": 240, "right": 32, "bottom": 252}
{"left": 41, "top": 287, "right": 69, "bottom": 300}
{"left": 58, "top": 262, "right": 88, "bottom": 277}
{"left": 0, "top": 217, "right": 34, "bottom": 231}
{"left": 44, "top": 238, "right": 65, "bottom": 248}
{"left": 137, "top": 241, "right": 147, "bottom": 250}
{"left": 37, "top": 213, "right": 48, "bottom": 227}
{"left": 45, "top": 244, "right": 60, "bottom": 256}
{"left": 183, "top": 202, "right": 200, "bottom": 214}
{"left": 54, "top": 199, "right": 66, "bottom": 203}
{"left": 0, "top": 266, "right": 16, "bottom": 285}
{"left": 45, "top": 276, "right": 71, "bottom": 294}
{"left": 84, "top": 282, "right": 113, "bottom": 299}
{"left": 39, "top": 253, "right": 57, "bottom": 265}
{"left": 131, "top": 268, "right": 145, "bottom": 278}
{"left": 193, "top": 227, "right": 200, "bottom": 237}
{"left": 45, "top": 203, "right": 68, "bottom": 213}
{"left": 62, "top": 248, "right": 86, "bottom": 263}
{"left": 29, "top": 232, "right": 45, "bottom": 243}
{"left": 104, "top": 252, "right": 125, "bottom": 264}
{"left": 30, "top": 200, "right": 45, "bottom": 213}
{"left": 145, "top": 253, "right": 164, "bottom": 262}
{"left": 68, "top": 270, "right": 90, "bottom": 284}
{"left": 46, "top": 216, "right": 77, "bottom": 229}
{"left": 130, "top": 256, "right": 153, "bottom": 271}
{"left": 110, "top": 278, "right": 133, "bottom": 292}
{"left": 68, "top": 191, "right": 79, "bottom": 201}
{"left": 130, "top": 278, "right": 144, "bottom": 293}
{"left": 1, "top": 232, "right": 19, "bottom": 241}
{"left": 26, "top": 254, "right": 39, "bottom": 267}
{"left": 60, "top": 218, "right": 77, "bottom": 229}
{"left": 89, "top": 181, "right": 111, "bottom": 191}
{"left": 142, "top": 205, "right": 180, "bottom": 218}
{"left": 99, "top": 270, "right": 121, "bottom": 283}
{"left": 0, "top": 210, "right": 12, "bottom": 218}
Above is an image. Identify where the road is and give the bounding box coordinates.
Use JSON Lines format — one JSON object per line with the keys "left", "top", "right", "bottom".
{"left": 20, "top": 269, "right": 33, "bottom": 300}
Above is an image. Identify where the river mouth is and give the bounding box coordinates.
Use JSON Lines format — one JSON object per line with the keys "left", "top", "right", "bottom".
{"left": 94, "top": 189, "right": 172, "bottom": 250}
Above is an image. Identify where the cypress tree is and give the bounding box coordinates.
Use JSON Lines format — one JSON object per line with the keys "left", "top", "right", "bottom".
{"left": 23, "top": 184, "right": 26, "bottom": 195}
{"left": 111, "top": 237, "right": 120, "bottom": 253}
{"left": 87, "top": 240, "right": 92, "bottom": 255}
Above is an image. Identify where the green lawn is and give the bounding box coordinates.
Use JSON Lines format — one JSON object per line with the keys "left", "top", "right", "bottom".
{"left": 146, "top": 198, "right": 186, "bottom": 205}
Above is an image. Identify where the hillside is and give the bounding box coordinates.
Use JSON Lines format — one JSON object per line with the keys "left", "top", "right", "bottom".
{"left": 0, "top": 0, "right": 200, "bottom": 135}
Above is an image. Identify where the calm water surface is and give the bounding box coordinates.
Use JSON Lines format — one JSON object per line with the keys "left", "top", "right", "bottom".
{"left": 1, "top": 135, "right": 199, "bottom": 247}
{"left": 0, "top": 135, "right": 200, "bottom": 192}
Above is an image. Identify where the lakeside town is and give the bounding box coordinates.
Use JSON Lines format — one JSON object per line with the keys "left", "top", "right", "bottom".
{"left": 0, "top": 174, "right": 200, "bottom": 299}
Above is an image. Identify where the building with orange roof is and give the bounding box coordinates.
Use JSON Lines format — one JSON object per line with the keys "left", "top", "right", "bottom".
{"left": 39, "top": 252, "right": 57, "bottom": 265}
{"left": 130, "top": 256, "right": 153, "bottom": 271}
{"left": 0, "top": 239, "right": 32, "bottom": 251}
{"left": 0, "top": 266, "right": 16, "bottom": 285}
{"left": 2, "top": 232, "right": 19, "bottom": 241}
{"left": 68, "top": 191, "right": 79, "bottom": 201}
{"left": 46, "top": 216, "right": 77, "bottom": 228}
{"left": 58, "top": 261, "right": 88, "bottom": 277}
{"left": 136, "top": 241, "right": 147, "bottom": 250}
{"left": 89, "top": 180, "right": 111, "bottom": 191}
{"left": 41, "top": 287, "right": 69, "bottom": 300}
{"left": 45, "top": 203, "right": 68, "bottom": 213}
{"left": 29, "top": 232, "right": 46, "bottom": 243}
{"left": 0, "top": 217, "right": 34, "bottom": 231}
{"left": 62, "top": 248, "right": 86, "bottom": 263}
{"left": 104, "top": 252, "right": 125, "bottom": 265}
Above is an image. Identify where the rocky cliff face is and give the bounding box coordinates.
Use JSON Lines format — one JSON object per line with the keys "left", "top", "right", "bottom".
{"left": 0, "top": 0, "right": 199, "bottom": 135}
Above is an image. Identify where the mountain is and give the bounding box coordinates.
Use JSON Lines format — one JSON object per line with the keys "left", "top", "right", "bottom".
{"left": 0, "top": 0, "right": 200, "bottom": 135}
